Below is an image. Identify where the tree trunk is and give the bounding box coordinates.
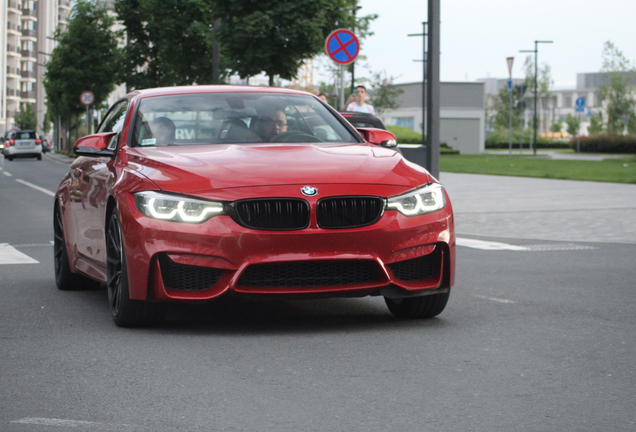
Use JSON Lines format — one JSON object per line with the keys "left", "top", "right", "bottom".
{"left": 269, "top": 74, "right": 274, "bottom": 87}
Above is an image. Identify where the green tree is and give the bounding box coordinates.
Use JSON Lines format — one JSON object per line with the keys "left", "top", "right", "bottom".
{"left": 588, "top": 112, "right": 605, "bottom": 135}
{"left": 43, "top": 0, "right": 120, "bottom": 145}
{"left": 492, "top": 87, "right": 522, "bottom": 131}
{"left": 213, "top": 0, "right": 353, "bottom": 86}
{"left": 370, "top": 71, "right": 403, "bottom": 115}
{"left": 115, "top": 0, "right": 221, "bottom": 89}
{"left": 523, "top": 56, "right": 553, "bottom": 133}
{"left": 14, "top": 103, "right": 38, "bottom": 130}
{"left": 565, "top": 114, "right": 580, "bottom": 136}
{"left": 550, "top": 118, "right": 562, "bottom": 133}
{"left": 598, "top": 41, "right": 636, "bottom": 135}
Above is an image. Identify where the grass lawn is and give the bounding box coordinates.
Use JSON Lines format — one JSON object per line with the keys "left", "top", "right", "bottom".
{"left": 440, "top": 153, "right": 636, "bottom": 184}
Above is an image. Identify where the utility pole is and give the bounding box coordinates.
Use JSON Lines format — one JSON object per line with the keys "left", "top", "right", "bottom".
{"left": 408, "top": 22, "right": 428, "bottom": 152}
{"left": 507, "top": 57, "right": 514, "bottom": 157}
{"left": 212, "top": 19, "right": 220, "bottom": 84}
{"left": 520, "top": 40, "right": 552, "bottom": 155}
{"left": 426, "top": 0, "right": 440, "bottom": 178}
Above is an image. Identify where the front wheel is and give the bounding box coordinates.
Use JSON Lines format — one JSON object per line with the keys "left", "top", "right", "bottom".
{"left": 106, "top": 209, "right": 164, "bottom": 327}
{"left": 384, "top": 289, "right": 450, "bottom": 319}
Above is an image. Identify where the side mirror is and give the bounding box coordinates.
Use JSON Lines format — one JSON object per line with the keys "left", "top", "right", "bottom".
{"left": 73, "top": 132, "right": 117, "bottom": 157}
{"left": 356, "top": 127, "right": 398, "bottom": 149}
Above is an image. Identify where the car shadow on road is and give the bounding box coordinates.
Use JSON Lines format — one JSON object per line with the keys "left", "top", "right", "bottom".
{"left": 72, "top": 286, "right": 453, "bottom": 335}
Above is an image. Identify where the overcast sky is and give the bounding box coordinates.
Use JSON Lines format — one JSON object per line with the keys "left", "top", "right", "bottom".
{"left": 315, "top": 0, "right": 636, "bottom": 89}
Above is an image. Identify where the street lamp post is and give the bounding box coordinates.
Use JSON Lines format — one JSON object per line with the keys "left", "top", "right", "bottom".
{"left": 520, "top": 40, "right": 553, "bottom": 155}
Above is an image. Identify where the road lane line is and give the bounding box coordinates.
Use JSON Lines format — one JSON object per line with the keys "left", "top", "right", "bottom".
{"left": 472, "top": 294, "right": 516, "bottom": 304}
{"left": 11, "top": 417, "right": 110, "bottom": 428}
{"left": 457, "top": 237, "right": 529, "bottom": 251}
{"left": 0, "top": 243, "right": 39, "bottom": 264}
{"left": 2, "top": 171, "right": 12, "bottom": 177}
{"left": 15, "top": 179, "right": 56, "bottom": 197}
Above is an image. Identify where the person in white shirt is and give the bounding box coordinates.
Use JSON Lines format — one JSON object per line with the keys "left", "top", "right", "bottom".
{"left": 344, "top": 85, "right": 375, "bottom": 114}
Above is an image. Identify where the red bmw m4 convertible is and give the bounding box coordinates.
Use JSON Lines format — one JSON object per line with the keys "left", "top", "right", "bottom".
{"left": 54, "top": 86, "right": 455, "bottom": 327}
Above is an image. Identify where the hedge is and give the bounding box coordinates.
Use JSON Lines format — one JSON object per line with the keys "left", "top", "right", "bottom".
{"left": 570, "top": 134, "right": 636, "bottom": 153}
{"left": 485, "top": 129, "right": 569, "bottom": 149}
{"left": 386, "top": 125, "right": 460, "bottom": 154}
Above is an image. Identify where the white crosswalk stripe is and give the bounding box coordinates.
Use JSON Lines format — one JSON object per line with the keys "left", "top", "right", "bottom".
{"left": 0, "top": 243, "right": 39, "bottom": 264}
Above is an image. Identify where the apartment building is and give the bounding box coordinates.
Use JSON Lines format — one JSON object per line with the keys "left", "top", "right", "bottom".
{"left": 1, "top": 0, "right": 71, "bottom": 135}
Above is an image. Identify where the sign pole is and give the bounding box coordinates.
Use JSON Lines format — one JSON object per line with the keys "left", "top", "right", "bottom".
{"left": 80, "top": 91, "right": 95, "bottom": 136}
{"left": 507, "top": 57, "right": 514, "bottom": 157}
{"left": 340, "top": 64, "right": 345, "bottom": 110}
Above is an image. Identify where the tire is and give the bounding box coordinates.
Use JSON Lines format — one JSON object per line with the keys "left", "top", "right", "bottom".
{"left": 37, "top": 154, "right": 42, "bottom": 160}
{"left": 106, "top": 209, "right": 164, "bottom": 327}
{"left": 6, "top": 156, "right": 13, "bottom": 161}
{"left": 384, "top": 289, "right": 450, "bottom": 319}
{"left": 54, "top": 206, "right": 101, "bottom": 291}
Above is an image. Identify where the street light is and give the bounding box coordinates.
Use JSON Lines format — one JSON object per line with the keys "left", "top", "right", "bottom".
{"left": 520, "top": 40, "right": 553, "bottom": 155}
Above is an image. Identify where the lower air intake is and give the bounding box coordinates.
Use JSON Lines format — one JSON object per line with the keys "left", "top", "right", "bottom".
{"left": 238, "top": 260, "right": 383, "bottom": 287}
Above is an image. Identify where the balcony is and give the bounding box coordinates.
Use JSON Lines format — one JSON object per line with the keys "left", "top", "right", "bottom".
{"left": 59, "top": 0, "right": 72, "bottom": 9}
{"left": 8, "top": 1, "right": 20, "bottom": 12}
{"left": 21, "top": 50, "right": 37, "bottom": 60}
{"left": 6, "top": 44, "right": 21, "bottom": 56}
{"left": 6, "top": 66, "right": 20, "bottom": 77}
{"left": 7, "top": 22, "right": 21, "bottom": 34}
{"left": 21, "top": 70, "right": 37, "bottom": 79}
{"left": 21, "top": 8, "right": 38, "bottom": 19}
{"left": 22, "top": 29, "right": 37, "bottom": 39}
{"left": 21, "top": 91, "right": 37, "bottom": 101}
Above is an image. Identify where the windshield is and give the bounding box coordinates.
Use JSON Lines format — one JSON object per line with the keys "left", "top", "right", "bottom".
{"left": 131, "top": 92, "right": 360, "bottom": 147}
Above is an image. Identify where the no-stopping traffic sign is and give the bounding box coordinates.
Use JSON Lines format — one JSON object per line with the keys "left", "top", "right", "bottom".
{"left": 325, "top": 29, "right": 360, "bottom": 65}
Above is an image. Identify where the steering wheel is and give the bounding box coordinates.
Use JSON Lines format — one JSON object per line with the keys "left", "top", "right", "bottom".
{"left": 271, "top": 130, "right": 323, "bottom": 143}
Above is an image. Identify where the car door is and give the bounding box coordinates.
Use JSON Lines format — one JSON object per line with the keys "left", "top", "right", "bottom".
{"left": 70, "top": 100, "right": 129, "bottom": 268}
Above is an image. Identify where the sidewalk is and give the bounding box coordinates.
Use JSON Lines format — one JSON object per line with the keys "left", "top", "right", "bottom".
{"left": 440, "top": 172, "right": 636, "bottom": 244}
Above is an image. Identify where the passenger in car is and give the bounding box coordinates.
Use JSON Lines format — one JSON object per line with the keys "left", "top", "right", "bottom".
{"left": 151, "top": 117, "right": 176, "bottom": 146}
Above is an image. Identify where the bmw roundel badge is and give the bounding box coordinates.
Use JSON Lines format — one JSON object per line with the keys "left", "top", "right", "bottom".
{"left": 301, "top": 186, "right": 318, "bottom": 197}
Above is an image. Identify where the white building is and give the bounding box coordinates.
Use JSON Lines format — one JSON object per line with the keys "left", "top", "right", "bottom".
{"left": 378, "top": 81, "right": 485, "bottom": 155}
{"left": 1, "top": 0, "right": 71, "bottom": 135}
{"left": 480, "top": 72, "right": 636, "bottom": 136}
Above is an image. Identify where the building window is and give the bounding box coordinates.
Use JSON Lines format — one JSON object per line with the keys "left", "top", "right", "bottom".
{"left": 391, "top": 117, "right": 415, "bottom": 130}
{"left": 564, "top": 95, "right": 572, "bottom": 108}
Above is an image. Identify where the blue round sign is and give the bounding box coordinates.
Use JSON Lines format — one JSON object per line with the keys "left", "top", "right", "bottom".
{"left": 325, "top": 29, "right": 359, "bottom": 65}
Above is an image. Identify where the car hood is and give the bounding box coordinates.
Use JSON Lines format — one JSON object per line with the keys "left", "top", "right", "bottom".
{"left": 126, "top": 143, "right": 431, "bottom": 193}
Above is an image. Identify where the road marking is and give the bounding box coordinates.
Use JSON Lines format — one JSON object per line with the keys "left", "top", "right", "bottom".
{"left": 472, "top": 294, "right": 516, "bottom": 304}
{"left": 0, "top": 243, "right": 39, "bottom": 264}
{"left": 457, "top": 237, "right": 596, "bottom": 252}
{"left": 11, "top": 417, "right": 108, "bottom": 428}
{"left": 457, "top": 238, "right": 529, "bottom": 251}
{"left": 15, "top": 179, "right": 56, "bottom": 197}
{"left": 2, "top": 171, "right": 12, "bottom": 177}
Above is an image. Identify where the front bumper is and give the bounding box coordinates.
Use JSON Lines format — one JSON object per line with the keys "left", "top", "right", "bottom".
{"left": 118, "top": 187, "right": 455, "bottom": 302}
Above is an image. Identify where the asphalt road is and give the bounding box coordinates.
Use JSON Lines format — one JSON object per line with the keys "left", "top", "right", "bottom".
{"left": 1, "top": 154, "right": 635, "bottom": 431}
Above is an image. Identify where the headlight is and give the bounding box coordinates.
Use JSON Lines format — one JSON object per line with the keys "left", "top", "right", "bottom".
{"left": 135, "top": 191, "right": 225, "bottom": 223}
{"left": 386, "top": 183, "right": 446, "bottom": 216}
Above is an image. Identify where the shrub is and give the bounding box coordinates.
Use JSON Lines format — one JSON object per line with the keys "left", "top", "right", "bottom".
{"left": 387, "top": 125, "right": 423, "bottom": 144}
{"left": 571, "top": 134, "right": 636, "bottom": 153}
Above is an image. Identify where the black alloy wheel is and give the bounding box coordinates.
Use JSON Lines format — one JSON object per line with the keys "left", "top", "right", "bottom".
{"left": 106, "top": 209, "right": 164, "bottom": 327}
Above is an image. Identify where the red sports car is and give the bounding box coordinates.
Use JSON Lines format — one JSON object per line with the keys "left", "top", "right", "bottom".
{"left": 54, "top": 86, "right": 455, "bottom": 327}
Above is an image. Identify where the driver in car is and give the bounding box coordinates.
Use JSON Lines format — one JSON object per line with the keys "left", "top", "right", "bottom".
{"left": 254, "top": 108, "right": 288, "bottom": 142}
